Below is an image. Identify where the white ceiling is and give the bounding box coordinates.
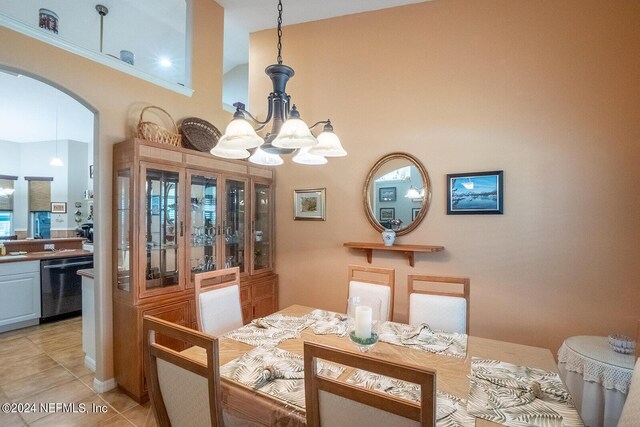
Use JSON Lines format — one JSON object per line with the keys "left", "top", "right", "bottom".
{"left": 218, "top": 0, "right": 429, "bottom": 73}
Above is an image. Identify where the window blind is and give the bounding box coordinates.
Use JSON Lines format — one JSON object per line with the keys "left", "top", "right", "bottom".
{"left": 26, "top": 177, "right": 53, "bottom": 212}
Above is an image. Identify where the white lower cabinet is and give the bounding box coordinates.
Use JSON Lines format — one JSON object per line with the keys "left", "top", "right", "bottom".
{"left": 0, "top": 261, "right": 41, "bottom": 332}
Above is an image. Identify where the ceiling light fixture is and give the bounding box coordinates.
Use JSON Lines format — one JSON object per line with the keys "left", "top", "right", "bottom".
{"left": 213, "top": 0, "right": 346, "bottom": 166}
{"left": 404, "top": 187, "right": 424, "bottom": 199}
{"left": 159, "top": 58, "right": 172, "bottom": 68}
{"left": 95, "top": 5, "right": 108, "bottom": 53}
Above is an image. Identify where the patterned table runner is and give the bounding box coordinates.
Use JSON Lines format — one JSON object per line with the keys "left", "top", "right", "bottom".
{"left": 304, "top": 309, "right": 349, "bottom": 336}
{"left": 221, "top": 346, "right": 344, "bottom": 410}
{"left": 467, "top": 358, "right": 584, "bottom": 427}
{"left": 378, "top": 321, "right": 468, "bottom": 358}
{"left": 346, "top": 369, "right": 475, "bottom": 426}
{"left": 224, "top": 313, "right": 308, "bottom": 347}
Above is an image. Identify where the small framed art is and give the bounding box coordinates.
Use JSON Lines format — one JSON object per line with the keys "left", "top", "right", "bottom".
{"left": 447, "top": 170, "right": 503, "bottom": 215}
{"left": 51, "top": 202, "right": 67, "bottom": 214}
{"left": 294, "top": 188, "right": 326, "bottom": 221}
{"left": 412, "top": 208, "right": 421, "bottom": 220}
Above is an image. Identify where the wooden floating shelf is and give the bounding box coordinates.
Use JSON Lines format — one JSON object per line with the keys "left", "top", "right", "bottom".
{"left": 343, "top": 242, "right": 445, "bottom": 267}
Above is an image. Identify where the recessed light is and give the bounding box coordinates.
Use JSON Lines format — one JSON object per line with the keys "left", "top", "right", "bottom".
{"left": 159, "top": 58, "right": 172, "bottom": 68}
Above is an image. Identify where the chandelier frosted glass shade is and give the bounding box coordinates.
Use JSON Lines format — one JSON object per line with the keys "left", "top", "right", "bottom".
{"left": 271, "top": 117, "right": 318, "bottom": 149}
{"left": 308, "top": 129, "right": 347, "bottom": 157}
{"left": 219, "top": 117, "right": 264, "bottom": 149}
{"left": 210, "top": 136, "right": 251, "bottom": 159}
{"left": 292, "top": 147, "right": 327, "bottom": 165}
{"left": 249, "top": 147, "right": 284, "bottom": 166}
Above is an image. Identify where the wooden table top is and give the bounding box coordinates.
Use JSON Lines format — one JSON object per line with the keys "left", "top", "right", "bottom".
{"left": 186, "top": 305, "right": 564, "bottom": 426}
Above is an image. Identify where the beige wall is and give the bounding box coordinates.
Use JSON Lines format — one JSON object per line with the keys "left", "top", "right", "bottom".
{"left": 250, "top": 0, "right": 640, "bottom": 354}
{"left": 0, "top": 0, "right": 227, "bottom": 382}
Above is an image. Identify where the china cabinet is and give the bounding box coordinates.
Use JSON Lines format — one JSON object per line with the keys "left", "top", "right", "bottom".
{"left": 112, "top": 138, "right": 277, "bottom": 402}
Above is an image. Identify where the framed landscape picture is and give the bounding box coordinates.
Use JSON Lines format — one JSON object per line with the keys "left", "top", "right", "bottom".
{"left": 447, "top": 171, "right": 503, "bottom": 215}
{"left": 378, "top": 187, "right": 396, "bottom": 202}
{"left": 294, "top": 188, "right": 326, "bottom": 220}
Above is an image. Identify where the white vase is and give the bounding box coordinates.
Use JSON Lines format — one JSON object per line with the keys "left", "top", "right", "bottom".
{"left": 381, "top": 229, "right": 396, "bottom": 246}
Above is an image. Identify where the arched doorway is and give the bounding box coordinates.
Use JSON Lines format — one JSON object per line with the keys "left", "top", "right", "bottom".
{"left": 0, "top": 64, "right": 107, "bottom": 386}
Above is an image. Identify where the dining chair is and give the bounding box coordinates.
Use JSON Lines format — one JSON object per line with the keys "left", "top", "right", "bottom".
{"left": 194, "top": 267, "right": 244, "bottom": 336}
{"left": 348, "top": 265, "right": 395, "bottom": 321}
{"left": 143, "top": 315, "right": 224, "bottom": 427}
{"left": 304, "top": 341, "right": 436, "bottom": 427}
{"left": 617, "top": 357, "right": 640, "bottom": 427}
{"left": 407, "top": 274, "right": 470, "bottom": 334}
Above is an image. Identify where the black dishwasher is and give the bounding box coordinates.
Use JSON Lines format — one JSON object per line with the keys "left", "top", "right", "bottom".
{"left": 40, "top": 255, "right": 94, "bottom": 322}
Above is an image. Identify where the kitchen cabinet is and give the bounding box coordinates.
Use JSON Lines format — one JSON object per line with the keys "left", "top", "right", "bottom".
{"left": 0, "top": 261, "right": 41, "bottom": 332}
{"left": 112, "top": 138, "right": 278, "bottom": 402}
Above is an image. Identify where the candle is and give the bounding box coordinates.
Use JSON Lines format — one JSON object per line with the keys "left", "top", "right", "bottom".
{"left": 354, "top": 305, "right": 372, "bottom": 339}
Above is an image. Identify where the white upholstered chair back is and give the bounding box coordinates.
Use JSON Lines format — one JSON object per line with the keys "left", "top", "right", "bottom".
{"left": 195, "top": 267, "right": 244, "bottom": 336}
{"left": 407, "top": 274, "right": 470, "bottom": 334}
{"left": 348, "top": 265, "right": 395, "bottom": 321}
{"left": 143, "top": 315, "right": 224, "bottom": 427}
{"left": 618, "top": 357, "right": 640, "bottom": 427}
{"left": 304, "top": 341, "right": 436, "bottom": 427}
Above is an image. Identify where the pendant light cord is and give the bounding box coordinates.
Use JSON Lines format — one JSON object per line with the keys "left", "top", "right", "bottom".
{"left": 277, "top": 0, "right": 283, "bottom": 64}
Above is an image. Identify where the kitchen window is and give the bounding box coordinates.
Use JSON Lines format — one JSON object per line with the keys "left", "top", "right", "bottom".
{"left": 0, "top": 212, "right": 12, "bottom": 237}
{"left": 0, "top": 176, "right": 16, "bottom": 237}
{"left": 26, "top": 177, "right": 52, "bottom": 239}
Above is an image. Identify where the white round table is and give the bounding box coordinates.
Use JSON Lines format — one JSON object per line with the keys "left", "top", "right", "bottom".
{"left": 558, "top": 335, "right": 635, "bottom": 427}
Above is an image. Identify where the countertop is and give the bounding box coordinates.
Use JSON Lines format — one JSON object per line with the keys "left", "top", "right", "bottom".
{"left": 77, "top": 268, "right": 95, "bottom": 279}
{"left": 0, "top": 249, "right": 93, "bottom": 264}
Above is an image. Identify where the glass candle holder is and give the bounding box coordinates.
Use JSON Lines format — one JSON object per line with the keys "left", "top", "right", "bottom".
{"left": 347, "top": 296, "right": 382, "bottom": 352}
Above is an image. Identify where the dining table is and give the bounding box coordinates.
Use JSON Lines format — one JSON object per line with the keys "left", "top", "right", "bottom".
{"left": 183, "top": 305, "right": 582, "bottom": 426}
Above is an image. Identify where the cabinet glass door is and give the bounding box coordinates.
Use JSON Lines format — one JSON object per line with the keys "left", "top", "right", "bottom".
{"left": 188, "top": 173, "right": 218, "bottom": 286}
{"left": 144, "top": 167, "right": 181, "bottom": 292}
{"left": 253, "top": 182, "right": 273, "bottom": 273}
{"left": 223, "top": 179, "right": 246, "bottom": 273}
{"left": 116, "top": 168, "right": 131, "bottom": 292}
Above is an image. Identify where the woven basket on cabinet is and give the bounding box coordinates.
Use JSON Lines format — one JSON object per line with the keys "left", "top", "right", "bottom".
{"left": 179, "top": 117, "right": 222, "bottom": 152}
{"left": 136, "top": 106, "right": 182, "bottom": 147}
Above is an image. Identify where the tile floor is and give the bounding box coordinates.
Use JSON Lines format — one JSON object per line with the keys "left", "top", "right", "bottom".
{"left": 0, "top": 317, "right": 156, "bottom": 427}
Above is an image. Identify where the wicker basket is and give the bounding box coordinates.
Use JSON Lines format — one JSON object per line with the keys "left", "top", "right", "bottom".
{"left": 180, "top": 117, "right": 222, "bottom": 152}
{"left": 136, "top": 106, "right": 182, "bottom": 147}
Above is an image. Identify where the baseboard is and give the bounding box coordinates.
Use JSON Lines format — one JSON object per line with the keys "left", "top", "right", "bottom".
{"left": 0, "top": 318, "right": 39, "bottom": 333}
{"left": 93, "top": 377, "right": 116, "bottom": 393}
{"left": 84, "top": 355, "right": 96, "bottom": 373}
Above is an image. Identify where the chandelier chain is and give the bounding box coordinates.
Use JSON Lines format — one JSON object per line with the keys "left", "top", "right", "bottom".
{"left": 277, "top": 0, "right": 283, "bottom": 64}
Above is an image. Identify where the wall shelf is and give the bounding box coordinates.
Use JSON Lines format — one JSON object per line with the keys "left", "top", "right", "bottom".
{"left": 343, "top": 242, "right": 444, "bottom": 267}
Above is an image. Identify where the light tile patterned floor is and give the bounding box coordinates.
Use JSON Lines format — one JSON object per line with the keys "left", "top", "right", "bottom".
{"left": 0, "top": 317, "right": 156, "bottom": 427}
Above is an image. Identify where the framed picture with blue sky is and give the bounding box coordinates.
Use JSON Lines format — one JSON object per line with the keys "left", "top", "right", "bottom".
{"left": 447, "top": 171, "right": 503, "bottom": 215}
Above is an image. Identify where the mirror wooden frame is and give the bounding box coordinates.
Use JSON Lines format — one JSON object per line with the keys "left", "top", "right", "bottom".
{"left": 363, "top": 152, "right": 431, "bottom": 236}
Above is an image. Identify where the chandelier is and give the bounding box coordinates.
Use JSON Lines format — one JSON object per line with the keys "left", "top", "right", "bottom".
{"left": 211, "top": 0, "right": 346, "bottom": 166}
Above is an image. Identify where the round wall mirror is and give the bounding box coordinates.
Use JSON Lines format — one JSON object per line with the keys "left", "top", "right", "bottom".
{"left": 363, "top": 152, "right": 431, "bottom": 236}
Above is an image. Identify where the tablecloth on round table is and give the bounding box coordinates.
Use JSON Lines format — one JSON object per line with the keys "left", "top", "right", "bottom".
{"left": 558, "top": 336, "right": 635, "bottom": 427}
